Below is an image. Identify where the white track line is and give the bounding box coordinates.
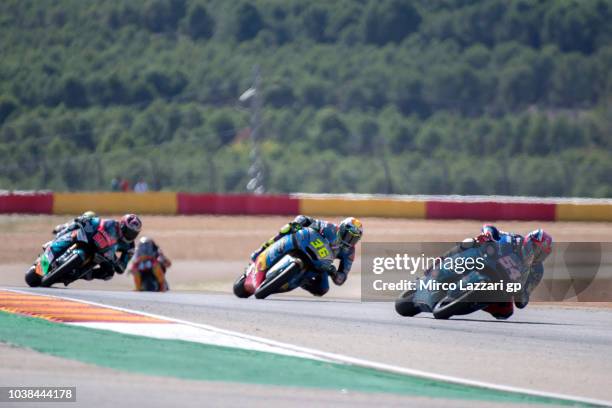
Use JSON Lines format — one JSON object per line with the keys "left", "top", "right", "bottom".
{"left": 6, "top": 288, "right": 611, "bottom": 407}
{"left": 71, "top": 322, "right": 329, "bottom": 360}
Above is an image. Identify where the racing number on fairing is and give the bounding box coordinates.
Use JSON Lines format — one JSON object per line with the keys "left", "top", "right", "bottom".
{"left": 498, "top": 255, "right": 521, "bottom": 281}
{"left": 310, "top": 238, "right": 329, "bottom": 258}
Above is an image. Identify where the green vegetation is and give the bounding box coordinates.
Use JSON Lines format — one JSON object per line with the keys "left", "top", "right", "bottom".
{"left": 0, "top": 0, "right": 610, "bottom": 196}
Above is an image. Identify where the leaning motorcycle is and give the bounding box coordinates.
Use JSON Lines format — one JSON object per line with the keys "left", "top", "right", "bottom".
{"left": 233, "top": 227, "right": 335, "bottom": 299}
{"left": 25, "top": 227, "right": 111, "bottom": 288}
{"left": 395, "top": 240, "right": 528, "bottom": 319}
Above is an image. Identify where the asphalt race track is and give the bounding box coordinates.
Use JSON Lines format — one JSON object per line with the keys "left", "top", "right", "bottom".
{"left": 3, "top": 287, "right": 611, "bottom": 407}
{"left": 2, "top": 216, "right": 612, "bottom": 407}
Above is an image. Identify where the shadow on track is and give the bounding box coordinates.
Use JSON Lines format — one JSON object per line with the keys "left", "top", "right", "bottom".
{"left": 424, "top": 316, "right": 577, "bottom": 326}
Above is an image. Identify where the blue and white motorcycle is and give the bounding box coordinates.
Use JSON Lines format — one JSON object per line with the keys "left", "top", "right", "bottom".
{"left": 395, "top": 240, "right": 529, "bottom": 319}
{"left": 233, "top": 227, "right": 335, "bottom": 299}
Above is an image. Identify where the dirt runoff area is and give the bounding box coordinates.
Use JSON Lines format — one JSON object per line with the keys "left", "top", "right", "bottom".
{"left": 1, "top": 215, "right": 611, "bottom": 302}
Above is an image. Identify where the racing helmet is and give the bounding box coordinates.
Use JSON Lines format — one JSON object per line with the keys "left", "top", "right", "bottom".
{"left": 338, "top": 217, "right": 363, "bottom": 249}
{"left": 120, "top": 214, "right": 142, "bottom": 242}
{"left": 522, "top": 229, "right": 553, "bottom": 265}
{"left": 137, "top": 236, "right": 156, "bottom": 255}
{"left": 139, "top": 236, "right": 154, "bottom": 245}
{"left": 481, "top": 224, "right": 501, "bottom": 241}
{"left": 82, "top": 210, "right": 97, "bottom": 218}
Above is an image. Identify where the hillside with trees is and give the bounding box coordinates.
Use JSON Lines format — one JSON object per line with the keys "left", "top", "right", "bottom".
{"left": 0, "top": 0, "right": 610, "bottom": 197}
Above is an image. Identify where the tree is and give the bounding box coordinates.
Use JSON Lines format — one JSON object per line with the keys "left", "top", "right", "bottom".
{"left": 498, "top": 65, "right": 536, "bottom": 110}
{"left": 234, "top": 3, "right": 264, "bottom": 42}
{"left": 363, "top": 0, "right": 421, "bottom": 45}
{"left": 549, "top": 54, "right": 596, "bottom": 107}
{"left": 62, "top": 77, "right": 88, "bottom": 108}
{"left": 392, "top": 72, "right": 429, "bottom": 117}
{"left": 143, "top": 0, "right": 183, "bottom": 32}
{"left": 523, "top": 115, "right": 550, "bottom": 156}
{"left": 0, "top": 96, "right": 17, "bottom": 125}
{"left": 542, "top": 2, "right": 600, "bottom": 53}
{"left": 145, "top": 70, "right": 188, "bottom": 98}
{"left": 187, "top": 4, "right": 215, "bottom": 40}
{"left": 309, "top": 108, "right": 350, "bottom": 153}
{"left": 301, "top": 5, "right": 328, "bottom": 42}
{"left": 299, "top": 79, "right": 330, "bottom": 108}
{"left": 209, "top": 112, "right": 236, "bottom": 145}
{"left": 265, "top": 82, "right": 295, "bottom": 108}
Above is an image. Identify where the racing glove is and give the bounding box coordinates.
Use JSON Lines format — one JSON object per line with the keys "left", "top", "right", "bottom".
{"left": 325, "top": 264, "right": 346, "bottom": 285}
{"left": 474, "top": 233, "right": 494, "bottom": 244}
{"left": 332, "top": 270, "right": 346, "bottom": 285}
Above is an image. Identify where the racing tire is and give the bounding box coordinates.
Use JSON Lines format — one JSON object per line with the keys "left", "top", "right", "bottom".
{"left": 41, "top": 253, "right": 81, "bottom": 288}
{"left": 233, "top": 273, "right": 251, "bottom": 298}
{"left": 254, "top": 262, "right": 300, "bottom": 300}
{"left": 433, "top": 290, "right": 482, "bottom": 320}
{"left": 141, "top": 273, "right": 160, "bottom": 292}
{"left": 394, "top": 289, "right": 420, "bottom": 317}
{"left": 25, "top": 266, "right": 42, "bottom": 287}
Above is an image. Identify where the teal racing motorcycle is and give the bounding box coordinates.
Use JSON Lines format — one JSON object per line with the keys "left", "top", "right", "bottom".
{"left": 25, "top": 228, "right": 115, "bottom": 288}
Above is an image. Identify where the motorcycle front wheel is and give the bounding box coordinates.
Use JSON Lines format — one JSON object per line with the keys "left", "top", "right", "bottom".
{"left": 40, "top": 253, "right": 81, "bottom": 288}
{"left": 25, "top": 265, "right": 42, "bottom": 287}
{"left": 432, "top": 290, "right": 482, "bottom": 320}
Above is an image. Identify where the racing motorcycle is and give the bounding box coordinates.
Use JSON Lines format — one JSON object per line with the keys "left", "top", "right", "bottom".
{"left": 395, "top": 239, "right": 528, "bottom": 319}
{"left": 25, "top": 228, "right": 113, "bottom": 288}
{"left": 233, "top": 227, "right": 335, "bottom": 299}
{"left": 130, "top": 255, "right": 169, "bottom": 292}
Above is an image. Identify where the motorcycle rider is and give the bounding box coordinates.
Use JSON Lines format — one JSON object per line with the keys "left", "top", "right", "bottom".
{"left": 128, "top": 236, "right": 171, "bottom": 291}
{"left": 250, "top": 215, "right": 363, "bottom": 296}
{"left": 475, "top": 224, "right": 553, "bottom": 319}
{"left": 47, "top": 213, "right": 142, "bottom": 282}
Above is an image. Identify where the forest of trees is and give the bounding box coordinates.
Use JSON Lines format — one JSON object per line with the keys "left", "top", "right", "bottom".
{"left": 0, "top": 0, "right": 610, "bottom": 197}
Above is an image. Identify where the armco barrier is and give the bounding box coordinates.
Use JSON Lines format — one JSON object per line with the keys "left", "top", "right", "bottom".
{"left": 299, "top": 196, "right": 426, "bottom": 218}
{"left": 0, "top": 191, "right": 611, "bottom": 221}
{"left": 426, "top": 200, "right": 556, "bottom": 221}
{"left": 556, "top": 203, "right": 612, "bottom": 222}
{"left": 0, "top": 192, "right": 52, "bottom": 214}
{"left": 53, "top": 192, "right": 177, "bottom": 215}
{"left": 177, "top": 193, "right": 299, "bottom": 215}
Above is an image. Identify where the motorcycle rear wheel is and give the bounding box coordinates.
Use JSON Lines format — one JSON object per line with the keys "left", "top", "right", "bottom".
{"left": 394, "top": 289, "right": 420, "bottom": 317}
{"left": 233, "top": 273, "right": 251, "bottom": 298}
{"left": 141, "top": 273, "right": 160, "bottom": 292}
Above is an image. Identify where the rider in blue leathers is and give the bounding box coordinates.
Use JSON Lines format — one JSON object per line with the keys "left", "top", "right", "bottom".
{"left": 250, "top": 215, "right": 363, "bottom": 296}
{"left": 476, "top": 224, "right": 553, "bottom": 319}
{"left": 48, "top": 214, "right": 142, "bottom": 282}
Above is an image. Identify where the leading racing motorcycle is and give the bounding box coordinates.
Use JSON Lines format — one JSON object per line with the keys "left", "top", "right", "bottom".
{"left": 25, "top": 228, "right": 114, "bottom": 288}
{"left": 395, "top": 239, "right": 529, "bottom": 319}
{"left": 233, "top": 227, "right": 335, "bottom": 299}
